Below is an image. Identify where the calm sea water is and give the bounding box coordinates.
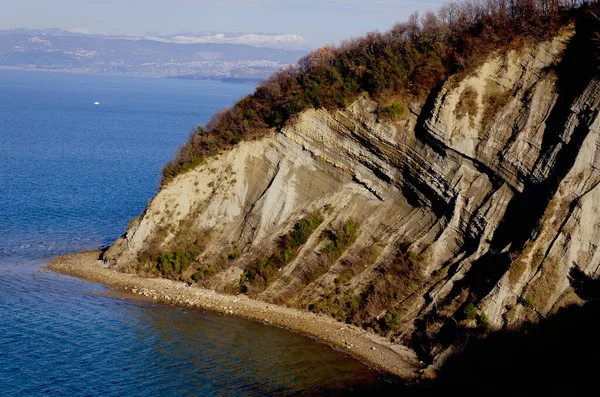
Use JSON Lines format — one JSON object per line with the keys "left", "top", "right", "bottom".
{"left": 0, "top": 70, "right": 394, "bottom": 396}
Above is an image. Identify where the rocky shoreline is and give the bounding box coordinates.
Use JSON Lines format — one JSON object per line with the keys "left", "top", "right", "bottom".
{"left": 48, "top": 251, "right": 421, "bottom": 380}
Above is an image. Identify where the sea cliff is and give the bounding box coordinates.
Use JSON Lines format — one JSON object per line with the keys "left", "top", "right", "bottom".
{"left": 95, "top": 21, "right": 600, "bottom": 369}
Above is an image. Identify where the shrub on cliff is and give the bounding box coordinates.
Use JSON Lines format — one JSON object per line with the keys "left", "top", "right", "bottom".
{"left": 240, "top": 211, "right": 324, "bottom": 293}
{"left": 464, "top": 303, "right": 478, "bottom": 320}
{"left": 156, "top": 249, "right": 198, "bottom": 280}
{"left": 320, "top": 218, "right": 358, "bottom": 256}
{"left": 309, "top": 245, "right": 428, "bottom": 332}
{"left": 191, "top": 267, "right": 217, "bottom": 282}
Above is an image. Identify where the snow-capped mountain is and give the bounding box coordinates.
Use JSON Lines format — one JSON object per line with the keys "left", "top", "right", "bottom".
{"left": 0, "top": 29, "right": 312, "bottom": 51}
{"left": 146, "top": 33, "right": 312, "bottom": 51}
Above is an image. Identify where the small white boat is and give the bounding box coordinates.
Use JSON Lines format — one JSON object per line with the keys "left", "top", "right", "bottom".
{"left": 94, "top": 102, "right": 100, "bottom": 105}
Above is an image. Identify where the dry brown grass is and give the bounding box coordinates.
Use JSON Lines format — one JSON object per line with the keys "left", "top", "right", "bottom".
{"left": 508, "top": 241, "right": 538, "bottom": 285}
{"left": 455, "top": 85, "right": 478, "bottom": 128}
{"left": 308, "top": 245, "right": 427, "bottom": 335}
{"left": 335, "top": 243, "right": 384, "bottom": 285}
{"left": 509, "top": 259, "right": 528, "bottom": 285}
{"left": 504, "top": 304, "right": 518, "bottom": 324}
{"left": 240, "top": 211, "right": 325, "bottom": 295}
{"left": 291, "top": 218, "right": 359, "bottom": 289}
{"left": 528, "top": 257, "right": 562, "bottom": 309}
{"left": 481, "top": 79, "right": 510, "bottom": 134}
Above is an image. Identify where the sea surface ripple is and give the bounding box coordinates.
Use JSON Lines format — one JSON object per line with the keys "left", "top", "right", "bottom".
{"left": 0, "top": 70, "right": 394, "bottom": 396}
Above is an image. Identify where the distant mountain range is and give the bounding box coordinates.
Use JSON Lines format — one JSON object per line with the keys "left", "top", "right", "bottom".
{"left": 145, "top": 33, "right": 311, "bottom": 51}
{"left": 0, "top": 28, "right": 311, "bottom": 80}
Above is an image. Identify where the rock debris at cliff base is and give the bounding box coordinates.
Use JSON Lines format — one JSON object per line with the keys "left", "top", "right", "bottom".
{"left": 48, "top": 251, "right": 421, "bottom": 379}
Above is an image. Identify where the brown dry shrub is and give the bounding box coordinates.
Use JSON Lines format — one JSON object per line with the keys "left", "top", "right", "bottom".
{"left": 509, "top": 259, "right": 528, "bottom": 284}
{"left": 162, "top": 0, "right": 583, "bottom": 183}
{"left": 308, "top": 245, "right": 427, "bottom": 333}
{"left": 481, "top": 79, "right": 511, "bottom": 133}
{"left": 528, "top": 257, "right": 562, "bottom": 309}
{"left": 455, "top": 85, "right": 478, "bottom": 127}
{"left": 335, "top": 243, "right": 384, "bottom": 285}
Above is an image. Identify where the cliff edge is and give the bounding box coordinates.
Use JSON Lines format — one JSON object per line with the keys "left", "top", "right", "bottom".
{"left": 103, "top": 16, "right": 600, "bottom": 367}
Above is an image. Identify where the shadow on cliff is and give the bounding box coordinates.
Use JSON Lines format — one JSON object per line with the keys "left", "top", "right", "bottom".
{"left": 405, "top": 268, "right": 600, "bottom": 395}
{"left": 492, "top": 9, "right": 600, "bottom": 255}
{"left": 310, "top": 269, "right": 600, "bottom": 396}
{"left": 406, "top": 9, "right": 600, "bottom": 367}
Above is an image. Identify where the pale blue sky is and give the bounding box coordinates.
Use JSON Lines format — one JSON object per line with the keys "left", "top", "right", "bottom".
{"left": 0, "top": 0, "right": 443, "bottom": 47}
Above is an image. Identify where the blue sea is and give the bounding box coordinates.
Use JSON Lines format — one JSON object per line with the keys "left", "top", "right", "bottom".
{"left": 0, "top": 70, "right": 394, "bottom": 396}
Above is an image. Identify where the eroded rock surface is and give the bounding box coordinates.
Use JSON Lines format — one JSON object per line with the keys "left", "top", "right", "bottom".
{"left": 104, "top": 27, "right": 600, "bottom": 364}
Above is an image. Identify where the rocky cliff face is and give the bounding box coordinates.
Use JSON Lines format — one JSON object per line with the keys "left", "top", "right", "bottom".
{"left": 104, "top": 26, "right": 600, "bottom": 363}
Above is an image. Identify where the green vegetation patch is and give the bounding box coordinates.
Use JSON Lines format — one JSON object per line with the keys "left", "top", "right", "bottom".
{"left": 321, "top": 218, "right": 358, "bottom": 257}
{"left": 379, "top": 102, "right": 408, "bottom": 121}
{"left": 522, "top": 296, "right": 534, "bottom": 308}
{"left": 477, "top": 312, "right": 490, "bottom": 326}
{"left": 509, "top": 259, "right": 528, "bottom": 284}
{"left": 156, "top": 249, "right": 199, "bottom": 280}
{"left": 192, "top": 266, "right": 218, "bottom": 282}
{"left": 309, "top": 245, "right": 428, "bottom": 335}
{"left": 293, "top": 218, "right": 360, "bottom": 287}
{"left": 463, "top": 303, "right": 478, "bottom": 320}
{"left": 240, "top": 211, "right": 324, "bottom": 293}
{"left": 135, "top": 222, "right": 212, "bottom": 281}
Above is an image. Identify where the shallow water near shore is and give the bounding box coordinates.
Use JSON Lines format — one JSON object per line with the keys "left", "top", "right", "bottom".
{"left": 0, "top": 70, "right": 396, "bottom": 395}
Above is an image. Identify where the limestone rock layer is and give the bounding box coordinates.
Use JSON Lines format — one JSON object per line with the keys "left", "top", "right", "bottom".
{"left": 104, "top": 27, "right": 600, "bottom": 362}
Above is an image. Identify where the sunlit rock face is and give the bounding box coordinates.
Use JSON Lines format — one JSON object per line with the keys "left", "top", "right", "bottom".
{"left": 104, "top": 27, "right": 600, "bottom": 363}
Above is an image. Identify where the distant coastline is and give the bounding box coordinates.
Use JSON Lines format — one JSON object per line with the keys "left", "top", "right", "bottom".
{"left": 48, "top": 250, "right": 422, "bottom": 380}
{"left": 0, "top": 66, "right": 162, "bottom": 78}
{"left": 0, "top": 66, "right": 262, "bottom": 84}
{"left": 169, "top": 76, "right": 263, "bottom": 85}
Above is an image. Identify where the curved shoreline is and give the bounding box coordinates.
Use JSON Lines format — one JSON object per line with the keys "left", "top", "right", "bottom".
{"left": 48, "top": 251, "right": 421, "bottom": 380}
